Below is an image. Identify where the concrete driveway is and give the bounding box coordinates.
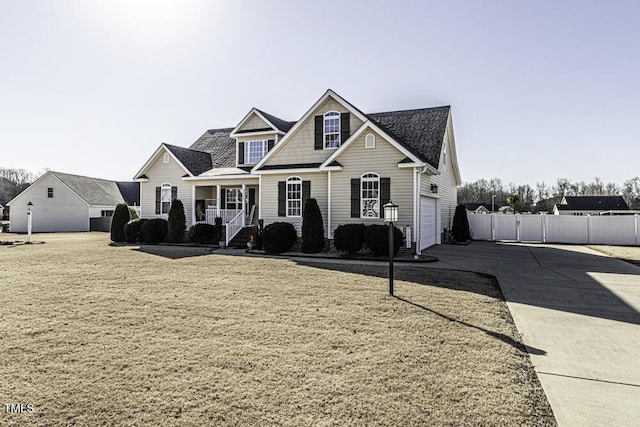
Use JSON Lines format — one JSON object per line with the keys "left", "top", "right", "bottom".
{"left": 423, "top": 242, "right": 640, "bottom": 427}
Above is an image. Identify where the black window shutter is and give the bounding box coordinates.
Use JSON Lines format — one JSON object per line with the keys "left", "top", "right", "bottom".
{"left": 340, "top": 112, "right": 350, "bottom": 144}
{"left": 302, "top": 181, "right": 311, "bottom": 215}
{"left": 171, "top": 186, "right": 177, "bottom": 201}
{"left": 238, "top": 142, "right": 245, "bottom": 164}
{"left": 278, "top": 181, "right": 286, "bottom": 216}
{"left": 380, "top": 178, "right": 390, "bottom": 218}
{"left": 155, "top": 187, "right": 161, "bottom": 214}
{"left": 351, "top": 179, "right": 360, "bottom": 218}
{"left": 220, "top": 189, "right": 226, "bottom": 209}
{"left": 267, "top": 139, "right": 275, "bottom": 151}
{"left": 314, "top": 115, "right": 323, "bottom": 150}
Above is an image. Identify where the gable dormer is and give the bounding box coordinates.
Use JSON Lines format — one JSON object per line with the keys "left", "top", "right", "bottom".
{"left": 254, "top": 90, "right": 367, "bottom": 171}
{"left": 230, "top": 108, "right": 293, "bottom": 168}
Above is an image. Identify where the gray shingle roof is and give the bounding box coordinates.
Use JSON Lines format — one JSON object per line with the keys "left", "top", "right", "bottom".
{"left": 558, "top": 196, "right": 629, "bottom": 211}
{"left": 188, "top": 128, "right": 236, "bottom": 169}
{"left": 255, "top": 109, "right": 295, "bottom": 133}
{"left": 51, "top": 171, "right": 133, "bottom": 206}
{"left": 367, "top": 106, "right": 450, "bottom": 169}
{"left": 164, "top": 144, "right": 214, "bottom": 176}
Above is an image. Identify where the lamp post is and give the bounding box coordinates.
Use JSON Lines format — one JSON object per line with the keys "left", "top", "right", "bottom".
{"left": 383, "top": 201, "right": 398, "bottom": 296}
{"left": 26, "top": 201, "right": 33, "bottom": 244}
{"left": 491, "top": 195, "right": 496, "bottom": 213}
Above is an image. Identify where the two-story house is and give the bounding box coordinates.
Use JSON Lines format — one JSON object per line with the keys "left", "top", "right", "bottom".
{"left": 133, "top": 89, "right": 461, "bottom": 252}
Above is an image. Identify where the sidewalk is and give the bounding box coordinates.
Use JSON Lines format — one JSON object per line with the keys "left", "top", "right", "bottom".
{"left": 422, "top": 242, "right": 640, "bottom": 427}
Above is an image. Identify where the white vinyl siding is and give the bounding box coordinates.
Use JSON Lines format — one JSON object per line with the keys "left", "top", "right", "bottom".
{"left": 420, "top": 117, "right": 458, "bottom": 236}
{"left": 8, "top": 173, "right": 90, "bottom": 232}
{"left": 260, "top": 172, "right": 328, "bottom": 236}
{"left": 330, "top": 129, "right": 414, "bottom": 232}
{"left": 140, "top": 150, "right": 193, "bottom": 225}
{"left": 261, "top": 97, "right": 363, "bottom": 166}
{"left": 236, "top": 113, "right": 271, "bottom": 133}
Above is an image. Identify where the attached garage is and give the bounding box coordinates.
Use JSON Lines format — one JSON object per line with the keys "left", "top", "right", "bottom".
{"left": 420, "top": 195, "right": 438, "bottom": 250}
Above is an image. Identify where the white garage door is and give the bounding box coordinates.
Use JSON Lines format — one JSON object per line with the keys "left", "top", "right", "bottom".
{"left": 420, "top": 196, "right": 437, "bottom": 250}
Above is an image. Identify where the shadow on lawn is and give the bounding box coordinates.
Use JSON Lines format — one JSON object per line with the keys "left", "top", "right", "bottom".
{"left": 134, "top": 245, "right": 213, "bottom": 260}
{"left": 297, "top": 260, "right": 544, "bottom": 355}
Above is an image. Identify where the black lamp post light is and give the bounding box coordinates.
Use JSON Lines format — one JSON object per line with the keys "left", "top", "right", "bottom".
{"left": 383, "top": 201, "right": 398, "bottom": 296}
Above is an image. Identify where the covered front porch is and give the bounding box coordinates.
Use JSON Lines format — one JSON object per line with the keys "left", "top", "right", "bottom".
{"left": 189, "top": 179, "right": 259, "bottom": 245}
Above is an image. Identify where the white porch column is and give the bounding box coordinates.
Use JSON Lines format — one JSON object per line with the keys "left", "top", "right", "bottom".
{"left": 327, "top": 171, "right": 332, "bottom": 240}
{"left": 241, "top": 183, "right": 247, "bottom": 226}
{"left": 216, "top": 185, "right": 221, "bottom": 216}
{"left": 191, "top": 185, "right": 196, "bottom": 226}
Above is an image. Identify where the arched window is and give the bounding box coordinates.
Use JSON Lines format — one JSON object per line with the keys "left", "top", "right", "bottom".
{"left": 324, "top": 111, "right": 341, "bottom": 149}
{"left": 286, "top": 176, "right": 302, "bottom": 217}
{"left": 361, "top": 173, "right": 380, "bottom": 218}
{"left": 161, "top": 183, "right": 172, "bottom": 214}
{"left": 163, "top": 152, "right": 170, "bottom": 163}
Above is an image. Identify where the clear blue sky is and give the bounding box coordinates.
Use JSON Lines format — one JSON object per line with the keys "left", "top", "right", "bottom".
{"left": 2, "top": 1, "right": 639, "bottom": 186}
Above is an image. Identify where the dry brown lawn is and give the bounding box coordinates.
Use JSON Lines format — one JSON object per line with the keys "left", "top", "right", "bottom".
{"left": 1, "top": 233, "right": 555, "bottom": 426}
{"left": 588, "top": 244, "right": 640, "bottom": 266}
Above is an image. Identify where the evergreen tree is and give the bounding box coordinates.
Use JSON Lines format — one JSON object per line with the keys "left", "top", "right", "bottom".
{"left": 110, "top": 203, "right": 131, "bottom": 242}
{"left": 451, "top": 204, "right": 471, "bottom": 242}
{"left": 167, "top": 199, "right": 186, "bottom": 243}
{"left": 301, "top": 198, "right": 325, "bottom": 253}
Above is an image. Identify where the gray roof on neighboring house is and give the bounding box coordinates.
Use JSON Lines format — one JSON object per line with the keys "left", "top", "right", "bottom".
{"left": 189, "top": 128, "right": 236, "bottom": 169}
{"left": 558, "top": 196, "right": 629, "bottom": 211}
{"left": 367, "top": 106, "right": 450, "bottom": 169}
{"left": 50, "top": 171, "right": 136, "bottom": 206}
{"left": 255, "top": 109, "right": 296, "bottom": 133}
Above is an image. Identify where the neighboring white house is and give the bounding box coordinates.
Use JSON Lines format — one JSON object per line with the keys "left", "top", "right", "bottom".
{"left": 134, "top": 89, "right": 462, "bottom": 251}
{"left": 7, "top": 171, "right": 140, "bottom": 232}
{"left": 553, "top": 196, "right": 629, "bottom": 216}
{"left": 0, "top": 204, "right": 4, "bottom": 217}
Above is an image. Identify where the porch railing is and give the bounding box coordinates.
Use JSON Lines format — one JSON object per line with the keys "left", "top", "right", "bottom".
{"left": 203, "top": 208, "right": 243, "bottom": 224}
{"left": 226, "top": 209, "right": 245, "bottom": 246}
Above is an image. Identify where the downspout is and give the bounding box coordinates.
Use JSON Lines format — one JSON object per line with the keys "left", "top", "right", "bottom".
{"left": 327, "top": 171, "right": 332, "bottom": 240}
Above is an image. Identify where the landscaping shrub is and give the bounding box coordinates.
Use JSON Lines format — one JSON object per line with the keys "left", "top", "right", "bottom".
{"left": 255, "top": 219, "right": 264, "bottom": 250}
{"left": 301, "top": 198, "right": 325, "bottom": 253}
{"left": 214, "top": 217, "right": 223, "bottom": 243}
{"left": 189, "top": 223, "right": 217, "bottom": 244}
{"left": 124, "top": 218, "right": 146, "bottom": 244}
{"left": 262, "top": 222, "right": 297, "bottom": 254}
{"left": 452, "top": 204, "right": 471, "bottom": 242}
{"left": 333, "top": 223, "right": 366, "bottom": 254}
{"left": 364, "top": 224, "right": 404, "bottom": 256}
{"left": 110, "top": 203, "right": 130, "bottom": 242}
{"left": 128, "top": 207, "right": 140, "bottom": 220}
{"left": 141, "top": 218, "right": 168, "bottom": 244}
{"left": 167, "top": 199, "right": 186, "bottom": 243}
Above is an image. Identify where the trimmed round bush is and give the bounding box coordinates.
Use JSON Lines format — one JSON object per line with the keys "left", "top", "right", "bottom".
{"left": 189, "top": 223, "right": 217, "bottom": 244}
{"left": 263, "top": 222, "right": 297, "bottom": 254}
{"left": 452, "top": 204, "right": 471, "bottom": 242}
{"left": 333, "top": 223, "right": 366, "bottom": 254}
{"left": 141, "top": 218, "right": 168, "bottom": 244}
{"left": 110, "top": 203, "right": 131, "bottom": 242}
{"left": 363, "top": 224, "right": 404, "bottom": 256}
{"left": 124, "top": 218, "right": 147, "bottom": 244}
{"left": 167, "top": 199, "right": 186, "bottom": 243}
{"left": 302, "top": 198, "right": 325, "bottom": 253}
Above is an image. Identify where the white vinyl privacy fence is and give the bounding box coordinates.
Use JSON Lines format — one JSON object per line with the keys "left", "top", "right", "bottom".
{"left": 468, "top": 214, "right": 640, "bottom": 246}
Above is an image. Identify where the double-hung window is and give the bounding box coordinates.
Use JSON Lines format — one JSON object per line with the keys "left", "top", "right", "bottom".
{"left": 361, "top": 173, "right": 380, "bottom": 218}
{"left": 245, "top": 140, "right": 268, "bottom": 164}
{"left": 324, "top": 111, "right": 340, "bottom": 149}
{"left": 286, "top": 177, "right": 302, "bottom": 217}
{"left": 226, "top": 188, "right": 242, "bottom": 210}
{"left": 160, "top": 183, "right": 172, "bottom": 214}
